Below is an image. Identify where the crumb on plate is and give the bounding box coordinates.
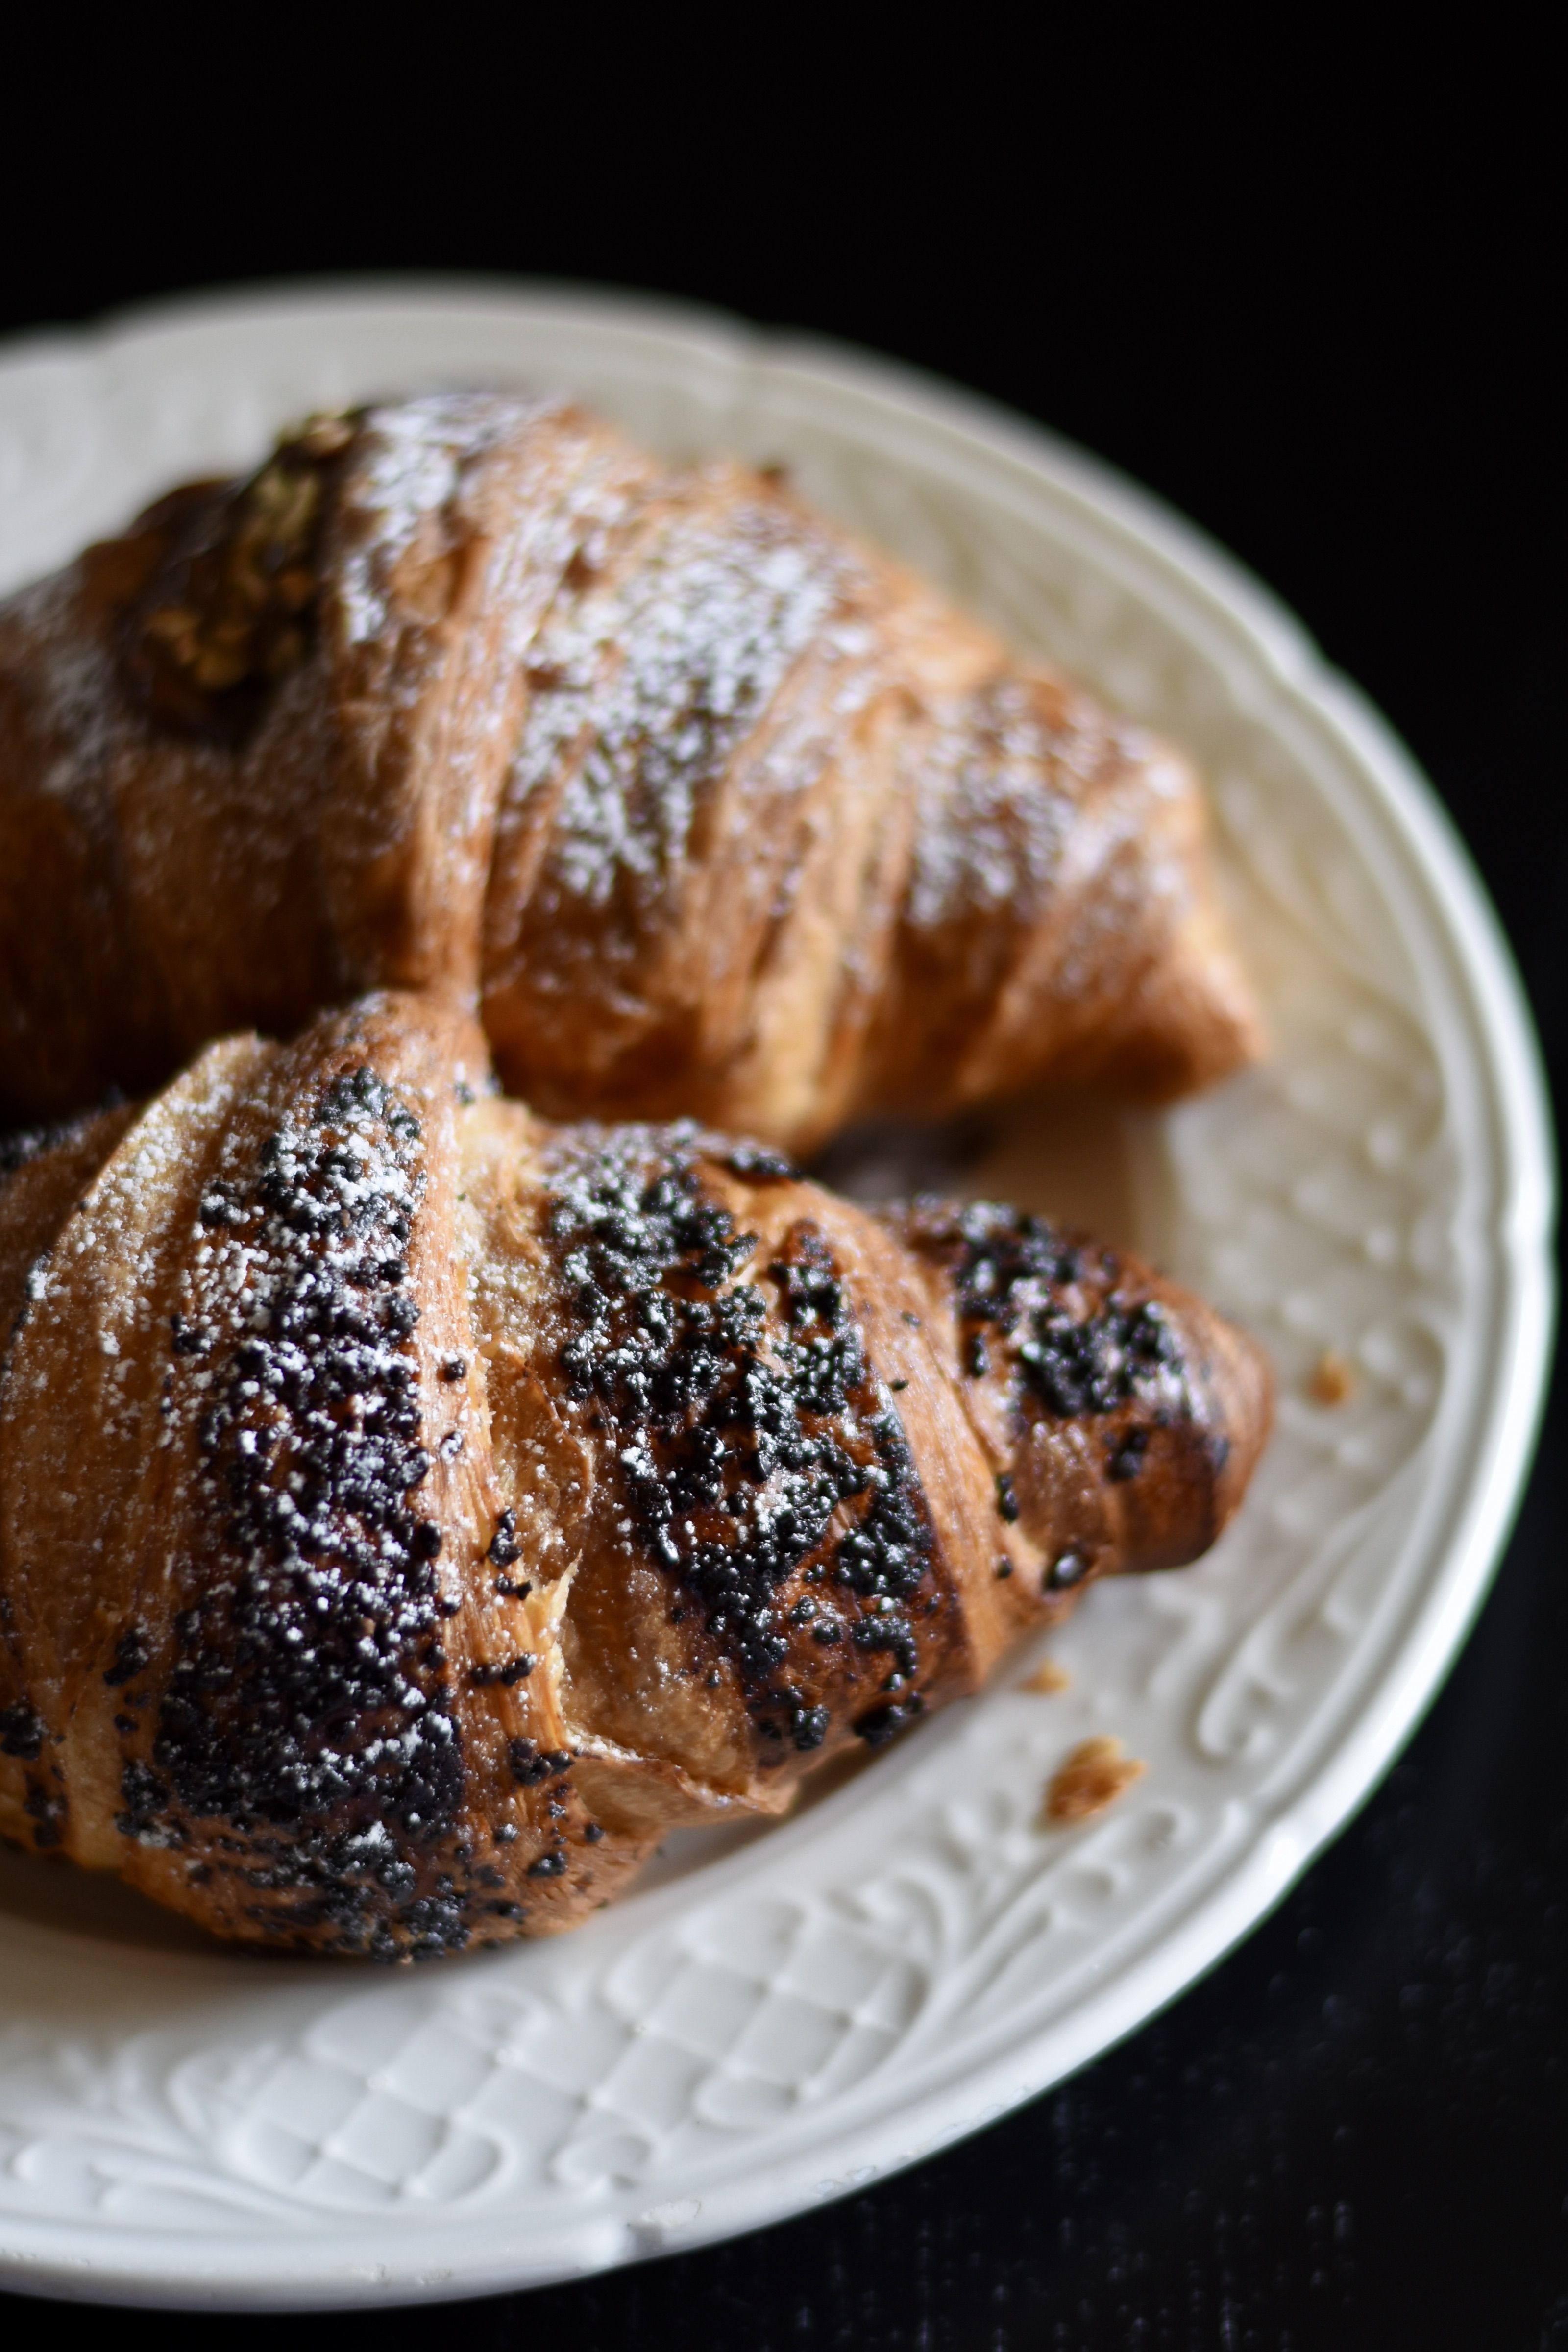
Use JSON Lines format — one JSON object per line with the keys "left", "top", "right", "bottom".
{"left": 1043, "top": 1736, "right": 1145, "bottom": 1825}
{"left": 1020, "top": 1658, "right": 1070, "bottom": 1693}
{"left": 1308, "top": 1347, "right": 1356, "bottom": 1406}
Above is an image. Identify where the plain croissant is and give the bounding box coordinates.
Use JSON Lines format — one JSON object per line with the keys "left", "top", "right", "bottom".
{"left": 0, "top": 392, "right": 1261, "bottom": 1145}
{"left": 0, "top": 992, "right": 1270, "bottom": 1958}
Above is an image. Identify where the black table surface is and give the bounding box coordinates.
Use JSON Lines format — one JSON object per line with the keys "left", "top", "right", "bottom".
{"left": 0, "top": 40, "right": 1559, "bottom": 2348}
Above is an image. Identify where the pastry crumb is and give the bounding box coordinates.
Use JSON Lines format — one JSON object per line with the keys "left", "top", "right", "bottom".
{"left": 1308, "top": 1348, "right": 1356, "bottom": 1406}
{"left": 1043, "top": 1736, "right": 1145, "bottom": 1825}
{"left": 1020, "top": 1658, "right": 1070, "bottom": 1693}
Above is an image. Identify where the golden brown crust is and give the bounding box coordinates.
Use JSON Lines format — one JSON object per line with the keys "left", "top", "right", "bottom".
{"left": 0, "top": 1103, "right": 139, "bottom": 1348}
{"left": 0, "top": 400, "right": 1261, "bottom": 1143}
{"left": 0, "top": 396, "right": 653, "bottom": 1118}
{"left": 0, "top": 994, "right": 1271, "bottom": 1955}
{"left": 478, "top": 469, "right": 1263, "bottom": 1148}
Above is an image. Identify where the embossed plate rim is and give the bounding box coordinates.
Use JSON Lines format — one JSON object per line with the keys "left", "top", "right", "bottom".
{"left": 0, "top": 281, "right": 1553, "bottom": 2307}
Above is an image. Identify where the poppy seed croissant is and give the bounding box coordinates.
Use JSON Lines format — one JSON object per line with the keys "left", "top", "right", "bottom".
{"left": 0, "top": 992, "right": 1270, "bottom": 1958}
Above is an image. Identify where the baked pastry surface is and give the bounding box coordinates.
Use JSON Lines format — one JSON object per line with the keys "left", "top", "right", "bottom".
{"left": 0, "top": 993, "right": 1270, "bottom": 1957}
{"left": 0, "top": 394, "right": 1262, "bottom": 1143}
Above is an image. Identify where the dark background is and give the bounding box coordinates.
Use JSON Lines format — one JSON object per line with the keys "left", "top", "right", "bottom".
{"left": 0, "top": 32, "right": 1559, "bottom": 2350}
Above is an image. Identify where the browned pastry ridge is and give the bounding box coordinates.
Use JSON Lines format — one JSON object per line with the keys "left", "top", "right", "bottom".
{"left": 0, "top": 993, "right": 1271, "bottom": 1958}
{"left": 0, "top": 392, "right": 1262, "bottom": 1143}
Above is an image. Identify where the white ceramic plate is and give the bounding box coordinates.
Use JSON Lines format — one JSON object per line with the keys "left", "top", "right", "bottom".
{"left": 0, "top": 284, "right": 1551, "bottom": 2310}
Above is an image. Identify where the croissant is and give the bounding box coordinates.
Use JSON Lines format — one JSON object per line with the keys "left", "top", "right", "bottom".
{"left": 0, "top": 392, "right": 1262, "bottom": 1144}
{"left": 0, "top": 991, "right": 1270, "bottom": 1958}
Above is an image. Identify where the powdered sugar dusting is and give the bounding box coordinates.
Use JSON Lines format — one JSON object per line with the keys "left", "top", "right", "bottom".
{"left": 136, "top": 1059, "right": 480, "bottom": 1956}
{"left": 512, "top": 491, "right": 846, "bottom": 909}
{"left": 905, "top": 679, "right": 1081, "bottom": 933}
{"left": 541, "top": 1123, "right": 938, "bottom": 1753}
{"left": 336, "top": 391, "right": 545, "bottom": 648}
